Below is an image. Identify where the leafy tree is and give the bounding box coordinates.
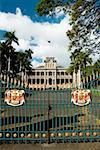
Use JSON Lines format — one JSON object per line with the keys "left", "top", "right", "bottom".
{"left": 36, "top": 0, "right": 100, "bottom": 82}
{"left": 67, "top": 50, "right": 93, "bottom": 73}
{"left": 36, "top": 0, "right": 100, "bottom": 55}
{"left": 36, "top": 0, "right": 66, "bottom": 16}
{"left": 17, "top": 49, "right": 33, "bottom": 72}
{"left": 66, "top": 0, "right": 100, "bottom": 54}
{"left": 93, "top": 59, "right": 100, "bottom": 73}
{"left": 0, "top": 32, "right": 33, "bottom": 78}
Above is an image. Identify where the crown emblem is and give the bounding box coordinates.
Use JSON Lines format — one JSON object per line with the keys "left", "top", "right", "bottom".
{"left": 5, "top": 89, "right": 25, "bottom": 106}
{"left": 71, "top": 89, "right": 91, "bottom": 106}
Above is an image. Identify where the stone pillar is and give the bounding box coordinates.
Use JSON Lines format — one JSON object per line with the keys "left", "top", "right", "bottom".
{"left": 77, "top": 65, "right": 81, "bottom": 89}
{"left": 73, "top": 69, "right": 76, "bottom": 88}
{"left": 44, "top": 70, "right": 46, "bottom": 89}
{"left": 55, "top": 70, "right": 57, "bottom": 89}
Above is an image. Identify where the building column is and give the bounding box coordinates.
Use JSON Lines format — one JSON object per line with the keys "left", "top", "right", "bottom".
{"left": 77, "top": 65, "right": 81, "bottom": 89}
{"left": 73, "top": 69, "right": 76, "bottom": 88}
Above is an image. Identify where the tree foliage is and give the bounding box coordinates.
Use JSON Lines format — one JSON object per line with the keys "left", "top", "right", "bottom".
{"left": 36, "top": 0, "right": 100, "bottom": 54}
{"left": 36, "top": 0, "right": 100, "bottom": 74}
{"left": 0, "top": 32, "right": 33, "bottom": 77}
{"left": 35, "top": 0, "right": 66, "bottom": 16}
{"left": 66, "top": 0, "right": 100, "bottom": 54}
{"left": 67, "top": 50, "right": 93, "bottom": 73}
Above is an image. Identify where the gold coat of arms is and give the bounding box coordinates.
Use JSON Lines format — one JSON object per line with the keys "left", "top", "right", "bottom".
{"left": 71, "top": 89, "right": 91, "bottom": 106}
{"left": 4, "top": 89, "right": 25, "bottom": 106}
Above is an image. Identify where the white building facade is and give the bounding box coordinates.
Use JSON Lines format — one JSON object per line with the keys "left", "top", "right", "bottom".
{"left": 27, "top": 57, "right": 74, "bottom": 90}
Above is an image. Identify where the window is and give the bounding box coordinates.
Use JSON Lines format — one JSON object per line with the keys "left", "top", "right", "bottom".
{"left": 65, "top": 72, "right": 68, "bottom": 75}
{"left": 57, "top": 72, "right": 60, "bottom": 75}
{"left": 32, "top": 79, "right": 35, "bottom": 84}
{"left": 65, "top": 79, "right": 68, "bottom": 83}
{"left": 53, "top": 79, "right": 55, "bottom": 84}
{"left": 41, "top": 79, "right": 44, "bottom": 84}
{"left": 41, "top": 72, "right": 44, "bottom": 76}
{"left": 61, "top": 72, "right": 64, "bottom": 75}
{"left": 61, "top": 79, "right": 64, "bottom": 84}
{"left": 53, "top": 72, "right": 55, "bottom": 76}
{"left": 28, "top": 79, "right": 31, "bottom": 84}
{"left": 57, "top": 79, "right": 60, "bottom": 84}
{"left": 37, "top": 79, "right": 39, "bottom": 84}
{"left": 49, "top": 71, "right": 52, "bottom": 76}
{"left": 49, "top": 78, "right": 52, "bottom": 85}
{"left": 70, "top": 79, "right": 73, "bottom": 83}
{"left": 32, "top": 72, "right": 35, "bottom": 75}
{"left": 37, "top": 72, "right": 40, "bottom": 75}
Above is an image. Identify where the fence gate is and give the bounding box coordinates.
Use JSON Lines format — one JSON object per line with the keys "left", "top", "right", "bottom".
{"left": 0, "top": 78, "right": 100, "bottom": 144}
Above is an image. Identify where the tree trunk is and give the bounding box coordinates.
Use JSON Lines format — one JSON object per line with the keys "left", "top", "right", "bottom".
{"left": 8, "top": 57, "right": 10, "bottom": 72}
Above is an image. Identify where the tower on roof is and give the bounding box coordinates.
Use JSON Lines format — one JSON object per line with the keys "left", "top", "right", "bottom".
{"left": 44, "top": 57, "right": 57, "bottom": 69}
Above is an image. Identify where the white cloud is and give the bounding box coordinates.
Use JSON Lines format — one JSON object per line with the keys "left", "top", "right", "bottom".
{"left": 0, "top": 8, "right": 71, "bottom": 67}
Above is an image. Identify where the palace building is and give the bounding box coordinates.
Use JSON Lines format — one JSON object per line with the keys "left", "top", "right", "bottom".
{"left": 27, "top": 57, "right": 74, "bottom": 90}
{"left": 1, "top": 57, "right": 99, "bottom": 90}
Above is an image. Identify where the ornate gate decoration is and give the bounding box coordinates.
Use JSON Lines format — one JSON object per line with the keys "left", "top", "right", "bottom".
{"left": 4, "top": 89, "right": 25, "bottom": 106}
{"left": 71, "top": 89, "right": 91, "bottom": 106}
{"left": 0, "top": 77, "right": 100, "bottom": 143}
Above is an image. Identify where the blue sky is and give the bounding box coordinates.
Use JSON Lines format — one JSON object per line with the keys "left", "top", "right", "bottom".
{"left": 0, "top": 0, "right": 59, "bottom": 21}
{"left": 0, "top": 0, "right": 65, "bottom": 38}
{"left": 0, "top": 0, "right": 63, "bottom": 38}
{"left": 0, "top": 0, "right": 40, "bottom": 20}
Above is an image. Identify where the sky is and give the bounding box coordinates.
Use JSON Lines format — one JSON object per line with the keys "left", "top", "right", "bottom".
{"left": 0, "top": 0, "right": 98, "bottom": 68}
{"left": 0, "top": 0, "right": 72, "bottom": 68}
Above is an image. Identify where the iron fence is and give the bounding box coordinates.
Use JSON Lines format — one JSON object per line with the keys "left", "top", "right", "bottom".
{"left": 0, "top": 77, "right": 100, "bottom": 144}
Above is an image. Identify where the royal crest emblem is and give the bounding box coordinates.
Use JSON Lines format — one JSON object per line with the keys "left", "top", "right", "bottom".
{"left": 71, "top": 89, "right": 91, "bottom": 106}
{"left": 5, "top": 89, "right": 25, "bottom": 106}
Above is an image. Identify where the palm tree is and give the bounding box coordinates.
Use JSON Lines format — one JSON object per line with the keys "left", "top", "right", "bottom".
{"left": 4, "top": 31, "right": 19, "bottom": 46}
{"left": 4, "top": 31, "right": 19, "bottom": 73}
{"left": 0, "top": 42, "right": 9, "bottom": 73}
{"left": 67, "top": 50, "right": 93, "bottom": 87}
{"left": 17, "top": 49, "right": 33, "bottom": 86}
{"left": 70, "top": 50, "right": 92, "bottom": 73}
